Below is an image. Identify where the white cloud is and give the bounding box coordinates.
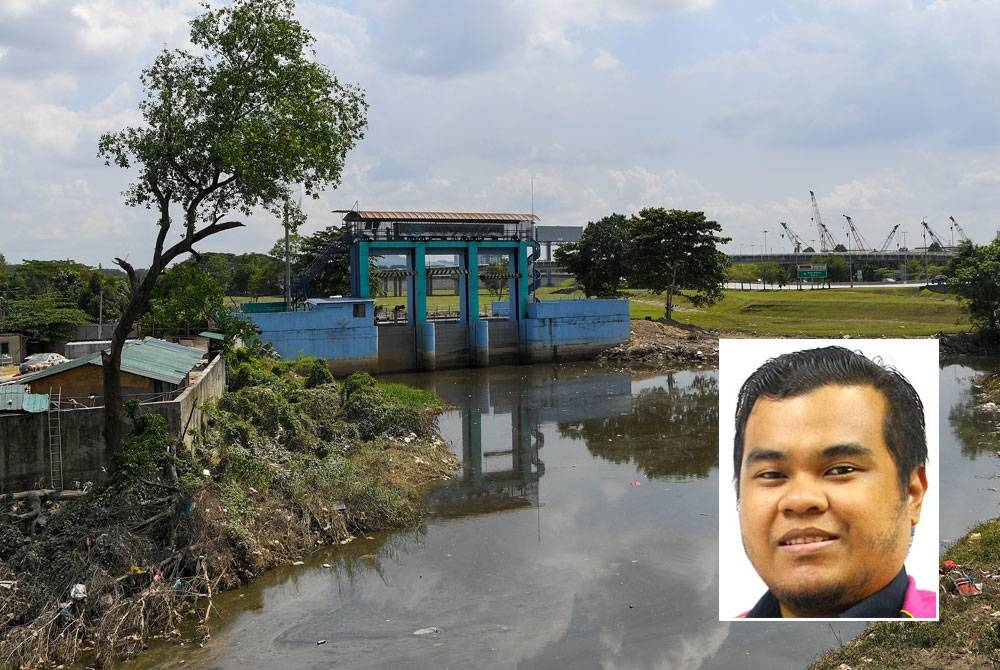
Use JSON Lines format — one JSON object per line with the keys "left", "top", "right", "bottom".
{"left": 592, "top": 48, "right": 622, "bottom": 70}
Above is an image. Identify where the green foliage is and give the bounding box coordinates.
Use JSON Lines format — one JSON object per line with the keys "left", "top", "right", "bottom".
{"left": 483, "top": 259, "right": 510, "bottom": 300}
{"left": 810, "top": 254, "right": 850, "bottom": 282}
{"left": 116, "top": 403, "right": 176, "bottom": 483}
{"left": 0, "top": 292, "right": 89, "bottom": 343}
{"left": 554, "top": 213, "right": 630, "bottom": 297}
{"left": 948, "top": 239, "right": 1000, "bottom": 332}
{"left": 303, "top": 358, "right": 334, "bottom": 388}
{"left": 628, "top": 208, "right": 731, "bottom": 319}
{"left": 727, "top": 263, "right": 759, "bottom": 289}
{"left": 338, "top": 372, "right": 437, "bottom": 440}
{"left": 145, "top": 260, "right": 226, "bottom": 337}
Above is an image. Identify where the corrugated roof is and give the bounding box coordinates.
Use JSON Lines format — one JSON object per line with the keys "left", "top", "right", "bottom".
{"left": 120, "top": 339, "right": 205, "bottom": 384}
{"left": 198, "top": 331, "right": 225, "bottom": 341}
{"left": 343, "top": 211, "right": 539, "bottom": 224}
{"left": 10, "top": 338, "right": 204, "bottom": 386}
{"left": 0, "top": 385, "right": 50, "bottom": 413}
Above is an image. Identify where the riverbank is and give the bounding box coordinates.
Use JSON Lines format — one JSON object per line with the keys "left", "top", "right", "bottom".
{"left": 0, "top": 358, "right": 457, "bottom": 668}
{"left": 811, "top": 370, "right": 1000, "bottom": 670}
{"left": 598, "top": 318, "right": 720, "bottom": 368}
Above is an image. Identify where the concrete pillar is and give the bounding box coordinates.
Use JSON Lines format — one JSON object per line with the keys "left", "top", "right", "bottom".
{"left": 420, "top": 322, "right": 436, "bottom": 371}
{"left": 472, "top": 320, "right": 489, "bottom": 367}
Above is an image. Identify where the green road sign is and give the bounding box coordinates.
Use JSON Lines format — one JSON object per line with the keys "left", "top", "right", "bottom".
{"left": 797, "top": 264, "right": 827, "bottom": 279}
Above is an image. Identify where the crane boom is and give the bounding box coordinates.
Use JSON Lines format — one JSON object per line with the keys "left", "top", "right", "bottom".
{"left": 949, "top": 216, "right": 970, "bottom": 243}
{"left": 779, "top": 221, "right": 805, "bottom": 252}
{"left": 879, "top": 224, "right": 900, "bottom": 252}
{"left": 842, "top": 214, "right": 871, "bottom": 251}
{"left": 920, "top": 218, "right": 947, "bottom": 249}
{"left": 810, "top": 191, "right": 839, "bottom": 252}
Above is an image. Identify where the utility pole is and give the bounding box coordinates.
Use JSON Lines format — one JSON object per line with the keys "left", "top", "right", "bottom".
{"left": 763, "top": 229, "right": 768, "bottom": 256}
{"left": 284, "top": 197, "right": 292, "bottom": 309}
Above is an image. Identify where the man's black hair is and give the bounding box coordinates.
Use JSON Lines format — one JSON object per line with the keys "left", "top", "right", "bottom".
{"left": 733, "top": 346, "right": 926, "bottom": 498}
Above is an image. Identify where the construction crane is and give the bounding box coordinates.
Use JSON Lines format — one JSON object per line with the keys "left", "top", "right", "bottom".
{"left": 920, "top": 218, "right": 947, "bottom": 250}
{"left": 878, "top": 223, "right": 900, "bottom": 252}
{"left": 809, "top": 191, "right": 840, "bottom": 252}
{"left": 949, "top": 216, "right": 971, "bottom": 244}
{"left": 842, "top": 214, "right": 871, "bottom": 251}
{"left": 778, "top": 221, "right": 807, "bottom": 253}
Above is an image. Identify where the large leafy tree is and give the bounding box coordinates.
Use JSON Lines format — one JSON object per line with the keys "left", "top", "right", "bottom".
{"left": 553, "top": 213, "right": 630, "bottom": 297}
{"left": 98, "top": 0, "right": 367, "bottom": 460}
{"left": 948, "top": 239, "right": 1000, "bottom": 333}
{"left": 0, "top": 293, "right": 89, "bottom": 343}
{"left": 628, "top": 208, "right": 730, "bottom": 320}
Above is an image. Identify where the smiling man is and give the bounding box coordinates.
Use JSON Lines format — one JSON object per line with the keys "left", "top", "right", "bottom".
{"left": 733, "top": 346, "right": 936, "bottom": 619}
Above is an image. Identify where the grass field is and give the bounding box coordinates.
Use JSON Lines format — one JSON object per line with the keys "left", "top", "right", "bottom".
{"left": 228, "top": 284, "right": 969, "bottom": 338}
{"left": 654, "top": 287, "right": 968, "bottom": 336}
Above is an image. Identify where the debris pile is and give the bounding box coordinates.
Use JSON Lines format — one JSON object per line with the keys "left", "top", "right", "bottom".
{"left": 599, "top": 319, "right": 719, "bottom": 369}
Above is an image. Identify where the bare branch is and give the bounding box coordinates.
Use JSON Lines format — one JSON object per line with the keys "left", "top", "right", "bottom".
{"left": 114, "top": 258, "right": 139, "bottom": 292}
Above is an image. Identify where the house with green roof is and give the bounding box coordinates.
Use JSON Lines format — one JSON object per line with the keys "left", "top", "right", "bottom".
{"left": 7, "top": 337, "right": 206, "bottom": 403}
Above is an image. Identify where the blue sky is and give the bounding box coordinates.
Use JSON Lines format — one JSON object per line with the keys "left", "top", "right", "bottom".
{"left": 2, "top": 0, "right": 999, "bottom": 266}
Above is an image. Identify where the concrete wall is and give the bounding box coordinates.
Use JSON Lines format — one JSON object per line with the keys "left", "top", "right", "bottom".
{"left": 435, "top": 322, "right": 470, "bottom": 368}
{"left": 0, "top": 357, "right": 226, "bottom": 493}
{"left": 143, "top": 353, "right": 226, "bottom": 449}
{"left": 249, "top": 300, "right": 378, "bottom": 375}
{"left": 488, "top": 320, "right": 521, "bottom": 364}
{"left": 377, "top": 326, "right": 416, "bottom": 373}
{"left": 524, "top": 299, "right": 631, "bottom": 362}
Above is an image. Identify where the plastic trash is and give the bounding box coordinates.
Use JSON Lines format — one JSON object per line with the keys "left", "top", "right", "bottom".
{"left": 413, "top": 627, "right": 441, "bottom": 636}
{"left": 70, "top": 584, "right": 87, "bottom": 600}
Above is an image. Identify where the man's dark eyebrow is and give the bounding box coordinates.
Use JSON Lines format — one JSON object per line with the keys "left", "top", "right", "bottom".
{"left": 821, "top": 443, "right": 873, "bottom": 459}
{"left": 744, "top": 448, "right": 786, "bottom": 465}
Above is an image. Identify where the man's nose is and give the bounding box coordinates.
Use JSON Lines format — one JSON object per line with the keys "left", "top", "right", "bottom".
{"left": 779, "top": 476, "right": 829, "bottom": 515}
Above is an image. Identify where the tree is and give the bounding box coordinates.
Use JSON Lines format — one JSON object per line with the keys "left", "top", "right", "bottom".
{"left": 483, "top": 259, "right": 510, "bottom": 300}
{"left": 97, "top": 0, "right": 367, "bottom": 461}
{"left": 727, "top": 263, "right": 759, "bottom": 290}
{"left": 145, "top": 260, "right": 226, "bottom": 337}
{"left": 553, "top": 214, "right": 631, "bottom": 297}
{"left": 627, "top": 208, "right": 730, "bottom": 320}
{"left": 812, "top": 255, "right": 849, "bottom": 283}
{"left": 0, "top": 293, "right": 89, "bottom": 343}
{"left": 758, "top": 262, "right": 786, "bottom": 289}
{"left": 948, "top": 239, "right": 1000, "bottom": 332}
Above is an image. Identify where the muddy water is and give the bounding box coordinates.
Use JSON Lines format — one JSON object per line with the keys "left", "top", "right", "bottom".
{"left": 130, "top": 360, "right": 999, "bottom": 670}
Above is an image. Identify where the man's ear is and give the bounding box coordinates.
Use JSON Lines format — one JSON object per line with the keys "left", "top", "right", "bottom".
{"left": 907, "top": 465, "right": 928, "bottom": 525}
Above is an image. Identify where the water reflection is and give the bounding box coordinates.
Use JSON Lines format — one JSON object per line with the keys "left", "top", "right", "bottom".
{"left": 131, "top": 361, "right": 1000, "bottom": 670}
{"left": 560, "top": 374, "right": 719, "bottom": 480}
{"left": 948, "top": 368, "right": 1000, "bottom": 458}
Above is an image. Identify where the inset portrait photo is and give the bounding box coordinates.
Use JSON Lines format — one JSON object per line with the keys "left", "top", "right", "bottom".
{"left": 718, "top": 339, "right": 939, "bottom": 621}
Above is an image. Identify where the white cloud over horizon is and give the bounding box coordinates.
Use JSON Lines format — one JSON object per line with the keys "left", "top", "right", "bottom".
{"left": 1, "top": 0, "right": 999, "bottom": 267}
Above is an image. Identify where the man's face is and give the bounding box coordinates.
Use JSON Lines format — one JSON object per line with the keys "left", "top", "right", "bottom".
{"left": 738, "top": 384, "right": 927, "bottom": 618}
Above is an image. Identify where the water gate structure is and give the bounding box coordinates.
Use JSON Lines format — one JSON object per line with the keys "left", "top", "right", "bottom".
{"left": 245, "top": 211, "right": 630, "bottom": 374}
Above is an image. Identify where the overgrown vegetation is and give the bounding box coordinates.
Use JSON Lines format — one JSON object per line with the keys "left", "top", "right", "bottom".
{"left": 0, "top": 354, "right": 454, "bottom": 668}
{"left": 811, "top": 375, "right": 1000, "bottom": 670}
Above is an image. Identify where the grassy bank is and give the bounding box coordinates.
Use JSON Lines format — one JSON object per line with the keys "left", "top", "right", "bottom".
{"left": 0, "top": 356, "right": 456, "bottom": 668}
{"left": 811, "top": 371, "right": 1000, "bottom": 669}
{"left": 638, "top": 287, "right": 968, "bottom": 336}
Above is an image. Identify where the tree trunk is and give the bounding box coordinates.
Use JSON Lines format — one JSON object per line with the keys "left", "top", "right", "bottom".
{"left": 664, "top": 264, "right": 677, "bottom": 321}
{"left": 102, "top": 272, "right": 158, "bottom": 471}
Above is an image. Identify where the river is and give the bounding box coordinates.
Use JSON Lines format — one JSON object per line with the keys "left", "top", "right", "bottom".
{"left": 131, "top": 358, "right": 1000, "bottom": 670}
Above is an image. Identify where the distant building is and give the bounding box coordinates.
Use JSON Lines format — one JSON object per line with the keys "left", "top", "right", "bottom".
{"left": 0, "top": 333, "right": 25, "bottom": 365}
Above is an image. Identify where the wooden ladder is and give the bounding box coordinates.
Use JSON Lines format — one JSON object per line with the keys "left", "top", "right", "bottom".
{"left": 48, "top": 387, "right": 63, "bottom": 490}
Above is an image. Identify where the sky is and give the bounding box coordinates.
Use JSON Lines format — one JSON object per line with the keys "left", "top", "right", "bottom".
{"left": 2, "top": 0, "right": 1000, "bottom": 268}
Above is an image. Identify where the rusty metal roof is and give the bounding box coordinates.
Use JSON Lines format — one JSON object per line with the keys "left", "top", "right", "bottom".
{"left": 342, "top": 211, "right": 539, "bottom": 224}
